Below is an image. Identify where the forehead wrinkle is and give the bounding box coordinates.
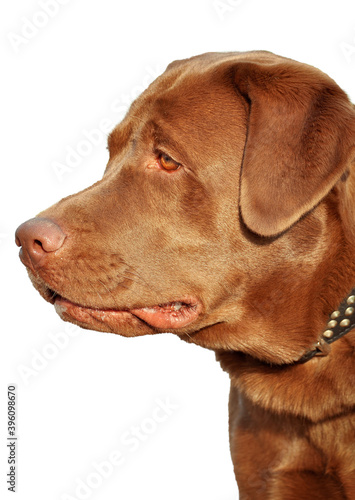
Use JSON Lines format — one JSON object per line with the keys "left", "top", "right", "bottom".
{"left": 107, "top": 120, "right": 134, "bottom": 157}
{"left": 144, "top": 119, "right": 192, "bottom": 165}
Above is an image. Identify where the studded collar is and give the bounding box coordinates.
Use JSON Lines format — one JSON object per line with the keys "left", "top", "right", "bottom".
{"left": 298, "top": 288, "right": 355, "bottom": 363}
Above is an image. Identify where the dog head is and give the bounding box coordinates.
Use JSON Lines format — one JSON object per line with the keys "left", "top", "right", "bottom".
{"left": 16, "top": 51, "right": 355, "bottom": 363}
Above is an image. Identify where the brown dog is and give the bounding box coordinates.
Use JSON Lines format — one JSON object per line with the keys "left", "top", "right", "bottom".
{"left": 16, "top": 51, "right": 355, "bottom": 499}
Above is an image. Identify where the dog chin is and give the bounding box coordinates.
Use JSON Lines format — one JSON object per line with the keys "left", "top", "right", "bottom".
{"left": 53, "top": 297, "right": 146, "bottom": 336}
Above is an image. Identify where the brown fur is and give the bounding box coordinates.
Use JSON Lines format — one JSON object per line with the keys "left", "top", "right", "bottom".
{"left": 16, "top": 51, "right": 355, "bottom": 498}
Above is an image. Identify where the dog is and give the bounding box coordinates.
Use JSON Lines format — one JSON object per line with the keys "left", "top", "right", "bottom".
{"left": 15, "top": 51, "right": 355, "bottom": 499}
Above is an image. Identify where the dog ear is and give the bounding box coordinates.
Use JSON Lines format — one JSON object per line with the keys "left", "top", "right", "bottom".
{"left": 234, "top": 58, "right": 355, "bottom": 237}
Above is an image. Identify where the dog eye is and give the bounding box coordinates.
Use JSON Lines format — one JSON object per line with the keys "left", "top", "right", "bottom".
{"left": 158, "top": 153, "right": 181, "bottom": 171}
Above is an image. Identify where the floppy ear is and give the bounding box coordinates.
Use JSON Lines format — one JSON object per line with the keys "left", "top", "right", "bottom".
{"left": 234, "top": 58, "right": 355, "bottom": 237}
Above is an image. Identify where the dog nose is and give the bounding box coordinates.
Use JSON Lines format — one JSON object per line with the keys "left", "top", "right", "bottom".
{"left": 15, "top": 217, "right": 66, "bottom": 269}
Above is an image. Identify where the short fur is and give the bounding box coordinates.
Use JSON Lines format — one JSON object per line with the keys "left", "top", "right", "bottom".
{"left": 16, "top": 51, "right": 355, "bottom": 499}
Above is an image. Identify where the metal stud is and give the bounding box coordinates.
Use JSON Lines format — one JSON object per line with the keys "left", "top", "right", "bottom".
{"left": 331, "top": 310, "right": 341, "bottom": 319}
{"left": 323, "top": 329, "right": 334, "bottom": 339}
{"left": 345, "top": 307, "right": 354, "bottom": 316}
{"left": 327, "top": 320, "right": 337, "bottom": 328}
{"left": 347, "top": 295, "right": 355, "bottom": 305}
{"left": 315, "top": 339, "right": 331, "bottom": 356}
{"left": 340, "top": 319, "right": 351, "bottom": 327}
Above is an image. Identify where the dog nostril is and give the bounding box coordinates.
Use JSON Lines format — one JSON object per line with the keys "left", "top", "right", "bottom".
{"left": 34, "top": 239, "right": 43, "bottom": 249}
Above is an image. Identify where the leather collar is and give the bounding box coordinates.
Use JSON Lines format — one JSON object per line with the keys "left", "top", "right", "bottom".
{"left": 299, "top": 288, "right": 355, "bottom": 363}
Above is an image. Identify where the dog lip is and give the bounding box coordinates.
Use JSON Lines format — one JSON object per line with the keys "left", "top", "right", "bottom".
{"left": 53, "top": 295, "right": 201, "bottom": 330}
{"left": 131, "top": 298, "right": 201, "bottom": 329}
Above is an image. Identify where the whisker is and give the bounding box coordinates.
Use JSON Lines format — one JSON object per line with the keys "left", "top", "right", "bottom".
{"left": 86, "top": 281, "right": 106, "bottom": 308}
{"left": 96, "top": 290, "right": 106, "bottom": 308}
{"left": 124, "top": 269, "right": 164, "bottom": 296}
{"left": 96, "top": 263, "right": 152, "bottom": 290}
{"left": 98, "top": 279, "right": 120, "bottom": 309}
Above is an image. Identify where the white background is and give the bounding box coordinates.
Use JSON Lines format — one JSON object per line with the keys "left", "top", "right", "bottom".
{"left": 1, "top": 1, "right": 355, "bottom": 499}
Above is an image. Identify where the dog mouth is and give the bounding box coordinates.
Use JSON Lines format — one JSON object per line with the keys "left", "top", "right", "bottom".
{"left": 53, "top": 294, "right": 201, "bottom": 331}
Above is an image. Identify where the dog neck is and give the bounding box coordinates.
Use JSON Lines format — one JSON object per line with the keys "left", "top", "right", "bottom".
{"left": 298, "top": 287, "right": 355, "bottom": 363}
{"left": 296, "top": 172, "right": 355, "bottom": 363}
